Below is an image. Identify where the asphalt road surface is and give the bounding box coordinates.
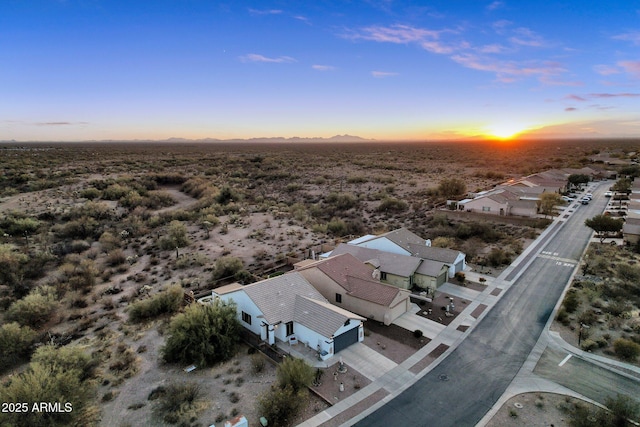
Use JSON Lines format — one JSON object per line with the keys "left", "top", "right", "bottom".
{"left": 535, "top": 346, "right": 640, "bottom": 405}
{"left": 356, "top": 183, "right": 610, "bottom": 427}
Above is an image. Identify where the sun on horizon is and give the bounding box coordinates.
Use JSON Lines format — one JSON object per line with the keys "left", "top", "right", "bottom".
{"left": 485, "top": 123, "right": 531, "bottom": 140}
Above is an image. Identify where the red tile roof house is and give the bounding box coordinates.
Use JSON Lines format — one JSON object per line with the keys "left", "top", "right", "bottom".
{"left": 210, "top": 272, "right": 365, "bottom": 360}
{"left": 328, "top": 243, "right": 449, "bottom": 291}
{"left": 294, "top": 253, "right": 412, "bottom": 326}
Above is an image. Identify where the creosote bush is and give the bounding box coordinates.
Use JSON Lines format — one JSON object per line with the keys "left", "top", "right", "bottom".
{"left": 162, "top": 299, "right": 240, "bottom": 367}
{"left": 6, "top": 287, "right": 59, "bottom": 328}
{"left": 0, "top": 322, "right": 38, "bottom": 371}
{"left": 128, "top": 285, "right": 184, "bottom": 322}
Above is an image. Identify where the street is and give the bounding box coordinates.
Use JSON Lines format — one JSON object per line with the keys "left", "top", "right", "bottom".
{"left": 356, "top": 181, "right": 636, "bottom": 427}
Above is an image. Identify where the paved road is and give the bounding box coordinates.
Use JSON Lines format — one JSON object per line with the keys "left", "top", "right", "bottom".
{"left": 535, "top": 346, "right": 640, "bottom": 405}
{"left": 356, "top": 183, "right": 610, "bottom": 427}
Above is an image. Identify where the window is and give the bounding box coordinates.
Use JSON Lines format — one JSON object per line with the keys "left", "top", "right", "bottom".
{"left": 241, "top": 311, "right": 251, "bottom": 325}
{"left": 380, "top": 272, "right": 387, "bottom": 280}
{"left": 335, "top": 293, "right": 342, "bottom": 303}
{"left": 286, "top": 321, "right": 294, "bottom": 336}
{"left": 482, "top": 206, "right": 491, "bottom": 212}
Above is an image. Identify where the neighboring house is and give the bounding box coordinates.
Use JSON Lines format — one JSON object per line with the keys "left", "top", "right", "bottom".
{"left": 623, "top": 217, "right": 640, "bottom": 245}
{"left": 458, "top": 187, "right": 538, "bottom": 217}
{"left": 329, "top": 243, "right": 449, "bottom": 291}
{"left": 343, "top": 227, "right": 428, "bottom": 256}
{"left": 294, "top": 253, "right": 411, "bottom": 325}
{"left": 211, "top": 272, "right": 364, "bottom": 360}
{"left": 408, "top": 244, "right": 466, "bottom": 278}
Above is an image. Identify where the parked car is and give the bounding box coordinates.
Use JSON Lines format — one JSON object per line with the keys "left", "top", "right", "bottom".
{"left": 581, "top": 199, "right": 589, "bottom": 205}
{"left": 561, "top": 196, "right": 575, "bottom": 202}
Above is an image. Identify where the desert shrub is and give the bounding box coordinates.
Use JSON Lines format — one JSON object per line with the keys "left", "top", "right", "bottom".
{"left": 106, "top": 248, "right": 127, "bottom": 266}
{"left": 455, "top": 272, "right": 465, "bottom": 283}
{"left": 158, "top": 220, "right": 190, "bottom": 250}
{"left": 438, "top": 178, "right": 466, "bottom": 198}
{"left": 98, "top": 231, "right": 121, "bottom": 251}
{"left": 6, "top": 288, "right": 59, "bottom": 328}
{"left": 80, "top": 187, "right": 101, "bottom": 199}
{"left": 486, "top": 248, "right": 511, "bottom": 267}
{"left": 596, "top": 337, "right": 609, "bottom": 348}
{"left": 577, "top": 310, "right": 597, "bottom": 326}
{"left": 277, "top": 357, "right": 314, "bottom": 392}
{"left": 616, "top": 263, "right": 640, "bottom": 282}
{"left": 613, "top": 338, "right": 640, "bottom": 361}
{"left": 0, "top": 345, "right": 96, "bottom": 427}
{"left": 563, "top": 291, "right": 580, "bottom": 314}
{"left": 54, "top": 217, "right": 100, "bottom": 239}
{"left": 257, "top": 385, "right": 306, "bottom": 427}
{"left": 0, "top": 322, "right": 37, "bottom": 370}
{"left": 432, "top": 236, "right": 456, "bottom": 248}
{"left": 251, "top": 354, "right": 266, "bottom": 374}
{"left": 128, "top": 285, "right": 184, "bottom": 322}
{"left": 581, "top": 339, "right": 598, "bottom": 352}
{"left": 606, "top": 299, "right": 632, "bottom": 317}
{"left": 326, "top": 218, "right": 348, "bottom": 236}
{"left": 103, "top": 183, "right": 132, "bottom": 200}
{"left": 325, "top": 192, "right": 357, "bottom": 210}
{"left": 413, "top": 329, "right": 423, "bottom": 338}
{"left": 0, "top": 216, "right": 41, "bottom": 236}
{"left": 154, "top": 382, "right": 201, "bottom": 421}
{"left": 69, "top": 240, "right": 91, "bottom": 253}
{"left": 0, "top": 243, "right": 29, "bottom": 289}
{"left": 162, "top": 299, "right": 240, "bottom": 367}
{"left": 377, "top": 197, "right": 408, "bottom": 213}
{"left": 569, "top": 394, "right": 639, "bottom": 427}
{"left": 556, "top": 309, "right": 570, "bottom": 326}
{"left": 145, "top": 190, "right": 175, "bottom": 209}
{"left": 211, "top": 256, "right": 244, "bottom": 281}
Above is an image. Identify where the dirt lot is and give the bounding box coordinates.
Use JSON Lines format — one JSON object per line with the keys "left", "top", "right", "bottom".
{"left": 487, "top": 392, "right": 598, "bottom": 427}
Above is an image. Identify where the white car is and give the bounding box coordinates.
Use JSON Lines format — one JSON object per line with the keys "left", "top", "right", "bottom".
{"left": 604, "top": 191, "right": 613, "bottom": 197}
{"left": 561, "top": 196, "right": 575, "bottom": 202}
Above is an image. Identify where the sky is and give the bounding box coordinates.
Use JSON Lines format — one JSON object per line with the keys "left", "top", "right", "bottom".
{"left": 1, "top": 0, "right": 639, "bottom": 141}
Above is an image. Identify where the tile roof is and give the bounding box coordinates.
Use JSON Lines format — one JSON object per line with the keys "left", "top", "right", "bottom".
{"left": 241, "top": 272, "right": 325, "bottom": 325}
{"left": 294, "top": 295, "right": 365, "bottom": 338}
{"left": 226, "top": 272, "right": 363, "bottom": 338}
{"left": 376, "top": 227, "right": 427, "bottom": 252}
{"left": 295, "top": 253, "right": 404, "bottom": 307}
{"left": 330, "top": 244, "right": 422, "bottom": 277}
{"left": 415, "top": 259, "right": 447, "bottom": 277}
{"left": 408, "top": 244, "right": 462, "bottom": 264}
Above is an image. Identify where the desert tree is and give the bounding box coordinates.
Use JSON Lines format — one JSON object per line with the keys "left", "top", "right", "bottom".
{"left": 438, "top": 178, "right": 466, "bottom": 199}
{"left": 0, "top": 345, "right": 97, "bottom": 427}
{"left": 567, "top": 174, "right": 590, "bottom": 190}
{"left": 584, "top": 215, "right": 624, "bottom": 243}
{"left": 162, "top": 299, "right": 240, "bottom": 367}
{"left": 0, "top": 322, "right": 38, "bottom": 371}
{"left": 537, "top": 192, "right": 564, "bottom": 217}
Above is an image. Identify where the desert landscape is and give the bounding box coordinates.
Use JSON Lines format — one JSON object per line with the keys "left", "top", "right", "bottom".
{"left": 1, "top": 139, "right": 639, "bottom": 427}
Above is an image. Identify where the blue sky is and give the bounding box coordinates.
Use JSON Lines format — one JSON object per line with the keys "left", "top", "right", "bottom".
{"left": 1, "top": 0, "right": 639, "bottom": 141}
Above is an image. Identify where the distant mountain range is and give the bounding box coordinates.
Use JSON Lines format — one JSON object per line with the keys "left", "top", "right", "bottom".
{"left": 161, "top": 134, "right": 372, "bottom": 143}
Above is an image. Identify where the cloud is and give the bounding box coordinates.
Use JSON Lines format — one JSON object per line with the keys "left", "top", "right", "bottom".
{"left": 34, "top": 121, "right": 88, "bottom": 126}
{"left": 344, "top": 24, "right": 443, "bottom": 44}
{"left": 593, "top": 64, "right": 620, "bottom": 76}
{"left": 588, "top": 92, "right": 640, "bottom": 98}
{"left": 239, "top": 54, "right": 296, "bottom": 63}
{"left": 294, "top": 15, "right": 310, "bottom": 24}
{"left": 487, "top": 1, "right": 504, "bottom": 11}
{"left": 371, "top": 71, "right": 398, "bottom": 78}
{"left": 248, "top": 8, "right": 282, "bottom": 15}
{"left": 450, "top": 54, "right": 565, "bottom": 82}
{"left": 312, "top": 65, "right": 336, "bottom": 71}
{"left": 612, "top": 31, "right": 640, "bottom": 46}
{"left": 618, "top": 61, "right": 640, "bottom": 77}
{"left": 565, "top": 94, "right": 587, "bottom": 101}
{"left": 491, "top": 20, "right": 512, "bottom": 33}
{"left": 509, "top": 27, "right": 545, "bottom": 47}
{"left": 479, "top": 43, "right": 509, "bottom": 54}
{"left": 565, "top": 107, "right": 577, "bottom": 112}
